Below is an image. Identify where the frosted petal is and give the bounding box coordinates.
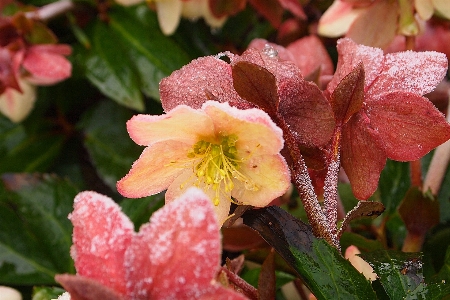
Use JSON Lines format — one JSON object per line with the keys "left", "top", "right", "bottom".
{"left": 367, "top": 51, "right": 448, "bottom": 99}
{"left": 326, "top": 38, "right": 384, "bottom": 96}
{"left": 69, "top": 191, "right": 134, "bottom": 296}
{"left": 126, "top": 188, "right": 222, "bottom": 299}
{"left": 160, "top": 56, "right": 246, "bottom": 112}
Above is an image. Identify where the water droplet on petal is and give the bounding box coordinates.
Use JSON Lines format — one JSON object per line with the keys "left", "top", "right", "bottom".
{"left": 262, "top": 44, "right": 278, "bottom": 58}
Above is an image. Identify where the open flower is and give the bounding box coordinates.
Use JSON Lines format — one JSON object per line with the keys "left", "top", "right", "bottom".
{"left": 117, "top": 101, "right": 290, "bottom": 224}
{"left": 56, "top": 188, "right": 248, "bottom": 300}
{"left": 327, "top": 38, "right": 450, "bottom": 199}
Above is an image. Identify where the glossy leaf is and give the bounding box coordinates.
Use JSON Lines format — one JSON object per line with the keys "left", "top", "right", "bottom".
{"left": 0, "top": 174, "right": 76, "bottom": 284}
{"left": 78, "top": 21, "right": 144, "bottom": 111}
{"left": 0, "top": 115, "right": 65, "bottom": 173}
{"left": 108, "top": 6, "right": 191, "bottom": 100}
{"left": 119, "top": 194, "right": 164, "bottom": 230}
{"left": 78, "top": 101, "right": 142, "bottom": 191}
{"left": 360, "top": 250, "right": 450, "bottom": 299}
{"left": 32, "top": 286, "right": 66, "bottom": 300}
{"left": 377, "top": 159, "right": 410, "bottom": 214}
{"left": 243, "top": 206, "right": 377, "bottom": 300}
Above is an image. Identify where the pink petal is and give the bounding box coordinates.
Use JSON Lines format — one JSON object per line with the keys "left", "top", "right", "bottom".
{"left": 159, "top": 56, "right": 246, "bottom": 112}
{"left": 326, "top": 38, "right": 384, "bottom": 96}
{"left": 341, "top": 113, "right": 387, "bottom": 200}
{"left": 22, "top": 44, "right": 72, "bottom": 85}
{"left": 346, "top": 0, "right": 398, "bottom": 49}
{"left": 286, "top": 35, "right": 334, "bottom": 76}
{"left": 126, "top": 105, "right": 214, "bottom": 146}
{"left": 247, "top": 38, "right": 296, "bottom": 63}
{"left": 318, "top": 0, "right": 364, "bottom": 37}
{"left": 69, "top": 191, "right": 134, "bottom": 296}
{"left": 366, "top": 50, "right": 448, "bottom": 99}
{"left": 278, "top": 0, "right": 307, "bottom": 19}
{"left": 367, "top": 92, "right": 450, "bottom": 161}
{"left": 117, "top": 140, "right": 191, "bottom": 198}
{"left": 231, "top": 154, "right": 290, "bottom": 207}
{"left": 126, "top": 188, "right": 223, "bottom": 299}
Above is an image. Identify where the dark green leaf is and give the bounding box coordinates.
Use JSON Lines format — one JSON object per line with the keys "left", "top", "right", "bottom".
{"left": 0, "top": 174, "right": 76, "bottom": 285}
{"left": 0, "top": 116, "right": 64, "bottom": 173}
{"left": 377, "top": 160, "right": 410, "bottom": 214}
{"left": 78, "top": 20, "right": 144, "bottom": 111}
{"left": 78, "top": 100, "right": 142, "bottom": 191}
{"left": 243, "top": 206, "right": 377, "bottom": 300}
{"left": 108, "top": 6, "right": 191, "bottom": 100}
{"left": 340, "top": 232, "right": 384, "bottom": 254}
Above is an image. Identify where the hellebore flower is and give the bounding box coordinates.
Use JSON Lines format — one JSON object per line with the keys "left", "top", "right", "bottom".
{"left": 56, "top": 188, "right": 248, "bottom": 300}
{"left": 327, "top": 38, "right": 450, "bottom": 199}
{"left": 117, "top": 101, "right": 290, "bottom": 224}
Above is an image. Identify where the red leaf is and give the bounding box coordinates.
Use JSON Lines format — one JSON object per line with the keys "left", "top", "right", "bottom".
{"left": 126, "top": 189, "right": 222, "bottom": 299}
{"left": 55, "top": 274, "right": 125, "bottom": 300}
{"left": 367, "top": 92, "right": 450, "bottom": 161}
{"left": 279, "top": 80, "right": 336, "bottom": 147}
{"left": 70, "top": 191, "right": 134, "bottom": 296}
{"left": 232, "top": 61, "right": 279, "bottom": 115}
{"left": 258, "top": 249, "right": 276, "bottom": 300}
{"left": 341, "top": 113, "right": 387, "bottom": 200}
{"left": 330, "top": 62, "right": 365, "bottom": 125}
{"left": 247, "top": 0, "right": 284, "bottom": 28}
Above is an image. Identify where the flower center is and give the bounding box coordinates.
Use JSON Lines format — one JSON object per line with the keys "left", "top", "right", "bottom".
{"left": 184, "top": 134, "right": 258, "bottom": 206}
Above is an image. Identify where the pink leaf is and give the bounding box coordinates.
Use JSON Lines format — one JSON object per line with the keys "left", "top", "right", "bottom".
{"left": 55, "top": 274, "right": 125, "bottom": 300}
{"left": 367, "top": 92, "right": 450, "bottom": 161}
{"left": 159, "top": 56, "right": 246, "bottom": 112}
{"left": 70, "top": 191, "right": 134, "bottom": 296}
{"left": 126, "top": 188, "right": 222, "bottom": 299}
{"left": 341, "top": 113, "right": 387, "bottom": 200}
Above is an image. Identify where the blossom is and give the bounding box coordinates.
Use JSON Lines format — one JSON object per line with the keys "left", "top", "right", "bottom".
{"left": 0, "top": 78, "right": 36, "bottom": 123}
{"left": 327, "top": 38, "right": 450, "bottom": 199}
{"left": 117, "top": 101, "right": 290, "bottom": 224}
{"left": 56, "top": 188, "right": 248, "bottom": 300}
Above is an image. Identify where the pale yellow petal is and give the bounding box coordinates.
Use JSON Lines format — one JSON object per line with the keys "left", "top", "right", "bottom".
{"left": 127, "top": 105, "right": 215, "bottom": 146}
{"left": 114, "top": 0, "right": 143, "bottom": 6}
{"left": 117, "top": 140, "right": 191, "bottom": 198}
{"left": 318, "top": 1, "right": 366, "bottom": 37}
{"left": 202, "top": 101, "right": 284, "bottom": 157}
{"left": 432, "top": 0, "right": 450, "bottom": 19}
{"left": 345, "top": 246, "right": 377, "bottom": 281}
{"left": 415, "top": 0, "right": 434, "bottom": 20}
{"left": 0, "top": 80, "right": 36, "bottom": 123}
{"left": 181, "top": 0, "right": 203, "bottom": 20}
{"left": 231, "top": 154, "right": 290, "bottom": 207}
{"left": 166, "top": 170, "right": 232, "bottom": 224}
{"left": 155, "top": 0, "right": 183, "bottom": 35}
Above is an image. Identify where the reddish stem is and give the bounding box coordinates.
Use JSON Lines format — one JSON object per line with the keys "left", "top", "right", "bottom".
{"left": 220, "top": 267, "right": 258, "bottom": 300}
{"left": 409, "top": 160, "right": 423, "bottom": 188}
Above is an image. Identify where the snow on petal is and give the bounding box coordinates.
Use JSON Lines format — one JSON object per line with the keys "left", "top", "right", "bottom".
{"left": 367, "top": 92, "right": 450, "bottom": 161}
{"left": 367, "top": 50, "right": 448, "bottom": 99}
{"left": 154, "top": 0, "right": 183, "bottom": 35}
{"left": 0, "top": 79, "right": 36, "bottom": 123}
{"left": 126, "top": 105, "right": 215, "bottom": 146}
{"left": 160, "top": 56, "right": 245, "bottom": 112}
{"left": 126, "top": 187, "right": 222, "bottom": 299}
{"left": 327, "top": 38, "right": 384, "bottom": 96}
{"left": 22, "top": 44, "right": 72, "bottom": 85}
{"left": 117, "top": 140, "right": 191, "bottom": 198}
{"left": 69, "top": 191, "right": 134, "bottom": 296}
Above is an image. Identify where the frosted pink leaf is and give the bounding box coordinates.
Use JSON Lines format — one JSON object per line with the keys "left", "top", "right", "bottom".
{"left": 159, "top": 55, "right": 247, "bottom": 112}
{"left": 70, "top": 191, "right": 134, "bottom": 296}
